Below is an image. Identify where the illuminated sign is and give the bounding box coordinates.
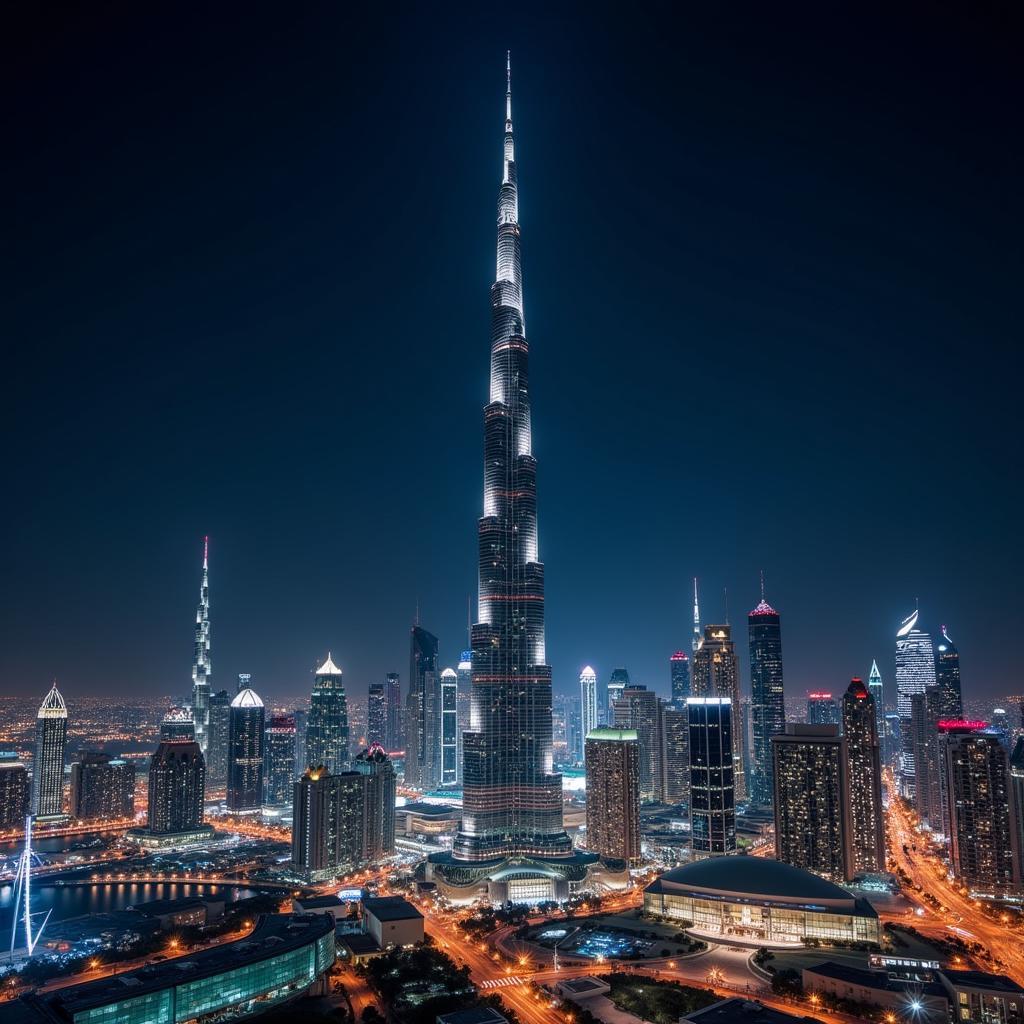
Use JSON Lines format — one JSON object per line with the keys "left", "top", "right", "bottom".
{"left": 337, "top": 888, "right": 364, "bottom": 902}
{"left": 868, "top": 955, "right": 940, "bottom": 970}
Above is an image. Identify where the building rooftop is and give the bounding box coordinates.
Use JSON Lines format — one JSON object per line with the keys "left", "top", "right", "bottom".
{"left": 685, "top": 998, "right": 817, "bottom": 1023}
{"left": 316, "top": 652, "right": 342, "bottom": 676}
{"left": 230, "top": 687, "right": 263, "bottom": 709}
{"left": 400, "top": 802, "right": 459, "bottom": 816}
{"left": 128, "top": 896, "right": 214, "bottom": 916}
{"left": 362, "top": 896, "right": 423, "bottom": 922}
{"left": 585, "top": 728, "right": 639, "bottom": 742}
{"left": 560, "top": 977, "right": 609, "bottom": 994}
{"left": 804, "top": 961, "right": 945, "bottom": 998}
{"left": 340, "top": 933, "right": 382, "bottom": 955}
{"left": 436, "top": 1008, "right": 508, "bottom": 1024}
{"left": 294, "top": 894, "right": 347, "bottom": 910}
{"left": 942, "top": 969, "right": 1024, "bottom": 994}
{"left": 650, "top": 856, "right": 861, "bottom": 904}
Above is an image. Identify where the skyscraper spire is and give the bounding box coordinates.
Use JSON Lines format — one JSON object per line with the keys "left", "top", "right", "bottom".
{"left": 692, "top": 577, "right": 701, "bottom": 653}
{"left": 191, "top": 537, "right": 211, "bottom": 755}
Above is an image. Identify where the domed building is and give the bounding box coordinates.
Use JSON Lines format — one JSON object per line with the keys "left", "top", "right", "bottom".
{"left": 644, "top": 856, "right": 880, "bottom": 946}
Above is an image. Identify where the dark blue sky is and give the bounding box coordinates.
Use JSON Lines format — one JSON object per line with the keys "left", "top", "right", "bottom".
{"left": 4, "top": 4, "right": 1020, "bottom": 705}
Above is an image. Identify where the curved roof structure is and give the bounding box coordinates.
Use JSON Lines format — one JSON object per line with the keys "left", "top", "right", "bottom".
{"left": 38, "top": 681, "right": 67, "bottom": 717}
{"left": 316, "top": 652, "right": 342, "bottom": 676}
{"left": 897, "top": 608, "right": 919, "bottom": 637}
{"left": 748, "top": 599, "right": 779, "bottom": 617}
{"left": 656, "top": 856, "right": 855, "bottom": 903}
{"left": 231, "top": 687, "right": 264, "bottom": 709}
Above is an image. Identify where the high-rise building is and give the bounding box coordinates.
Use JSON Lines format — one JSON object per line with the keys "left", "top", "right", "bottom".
{"left": 236, "top": 672, "right": 250, "bottom": 695}
{"left": 0, "top": 755, "right": 29, "bottom": 829}
{"left": 439, "top": 667, "right": 459, "bottom": 788}
{"left": 935, "top": 626, "right": 962, "bottom": 720}
{"left": 264, "top": 714, "right": 297, "bottom": 807}
{"left": 160, "top": 707, "right": 195, "bottom": 742}
{"left": 305, "top": 653, "right": 350, "bottom": 774}
{"left": 943, "top": 725, "right": 1021, "bottom": 898}
{"left": 867, "top": 660, "right": 885, "bottom": 751}
{"left": 565, "top": 696, "right": 584, "bottom": 765}
{"left": 606, "top": 668, "right": 631, "bottom": 718}
{"left": 367, "top": 683, "right": 386, "bottom": 748}
{"left": 32, "top": 682, "right": 68, "bottom": 820}
{"left": 806, "top": 692, "right": 841, "bottom": 726}
{"left": 191, "top": 538, "right": 212, "bottom": 757}
{"left": 145, "top": 740, "right": 207, "bottom": 838}
{"left": 896, "top": 608, "right": 936, "bottom": 798}
{"left": 205, "top": 689, "right": 231, "bottom": 786}
{"left": 841, "top": 678, "right": 885, "bottom": 873}
{"left": 353, "top": 743, "right": 396, "bottom": 860}
{"left": 456, "top": 653, "right": 472, "bottom": 743}
{"left": 69, "top": 751, "right": 135, "bottom": 821}
{"left": 430, "top": 59, "right": 580, "bottom": 902}
{"left": 910, "top": 687, "right": 944, "bottom": 832}
{"left": 405, "top": 625, "right": 439, "bottom": 788}
{"left": 748, "top": 592, "right": 785, "bottom": 808}
{"left": 772, "top": 724, "right": 851, "bottom": 882}
{"left": 612, "top": 686, "right": 664, "bottom": 802}
{"left": 290, "top": 767, "right": 364, "bottom": 882}
{"left": 584, "top": 728, "right": 641, "bottom": 864}
{"left": 580, "top": 667, "right": 598, "bottom": 746}
{"left": 692, "top": 625, "right": 746, "bottom": 802}
{"left": 670, "top": 652, "right": 691, "bottom": 708}
{"left": 384, "top": 673, "right": 402, "bottom": 751}
{"left": 1010, "top": 737, "right": 1024, "bottom": 886}
{"left": 227, "top": 687, "right": 265, "bottom": 814}
{"left": 660, "top": 704, "right": 689, "bottom": 809}
{"left": 687, "top": 697, "right": 735, "bottom": 857}
{"left": 692, "top": 577, "right": 701, "bottom": 654}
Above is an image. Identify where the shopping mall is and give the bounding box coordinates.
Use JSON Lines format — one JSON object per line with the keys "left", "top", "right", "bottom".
{"left": 0, "top": 913, "right": 335, "bottom": 1024}
{"left": 644, "top": 856, "right": 881, "bottom": 946}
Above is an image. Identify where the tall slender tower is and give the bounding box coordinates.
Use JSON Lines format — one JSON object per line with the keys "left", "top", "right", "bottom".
{"left": 935, "top": 625, "right": 963, "bottom": 720}
{"left": 191, "top": 537, "right": 211, "bottom": 756}
{"left": 842, "top": 678, "right": 885, "bottom": 873}
{"left": 867, "top": 660, "right": 884, "bottom": 750}
{"left": 32, "top": 683, "right": 68, "bottom": 820}
{"left": 580, "top": 666, "right": 598, "bottom": 742}
{"left": 748, "top": 585, "right": 785, "bottom": 808}
{"left": 895, "top": 607, "right": 936, "bottom": 798}
{"left": 433, "top": 57, "right": 576, "bottom": 900}
{"left": 692, "top": 578, "right": 701, "bottom": 654}
{"left": 692, "top": 624, "right": 746, "bottom": 801}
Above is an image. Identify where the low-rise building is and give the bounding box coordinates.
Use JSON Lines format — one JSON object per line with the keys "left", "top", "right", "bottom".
{"left": 362, "top": 896, "right": 423, "bottom": 949}
{"left": 128, "top": 896, "right": 225, "bottom": 930}
{"left": 436, "top": 1009, "right": 509, "bottom": 1024}
{"left": 555, "top": 977, "right": 611, "bottom": 1002}
{"left": 685, "top": 998, "right": 818, "bottom": 1022}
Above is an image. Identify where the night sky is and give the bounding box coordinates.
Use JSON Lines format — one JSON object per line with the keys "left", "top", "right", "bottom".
{"left": 4, "top": 4, "right": 1020, "bottom": 706}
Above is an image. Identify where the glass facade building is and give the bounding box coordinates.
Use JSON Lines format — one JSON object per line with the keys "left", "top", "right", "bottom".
{"left": 669, "top": 652, "right": 691, "bottom": 708}
{"left": 226, "top": 688, "right": 265, "bottom": 813}
{"left": 687, "top": 697, "right": 736, "bottom": 857}
{"left": 748, "top": 597, "right": 784, "bottom": 808}
{"left": 692, "top": 626, "right": 746, "bottom": 802}
{"left": 841, "top": 678, "right": 886, "bottom": 873}
{"left": 404, "top": 626, "right": 439, "bottom": 788}
{"left": 305, "top": 653, "right": 350, "bottom": 775}
{"left": 895, "top": 608, "right": 936, "bottom": 798}
{"left": 191, "top": 538, "right": 211, "bottom": 758}
{"left": 32, "top": 682, "right": 68, "bottom": 819}
{"left": 584, "top": 728, "right": 641, "bottom": 864}
{"left": 263, "top": 714, "right": 296, "bottom": 807}
{"left": 580, "top": 666, "right": 598, "bottom": 745}
{"left": 936, "top": 625, "right": 963, "bottom": 720}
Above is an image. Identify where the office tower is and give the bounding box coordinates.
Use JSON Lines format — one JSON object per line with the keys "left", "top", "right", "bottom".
{"left": 1010, "top": 738, "right": 1024, "bottom": 885}
{"left": 354, "top": 743, "right": 396, "bottom": 859}
{"left": 692, "top": 577, "right": 701, "bottom": 654}
{"left": 405, "top": 625, "right": 439, "bottom": 788}
{"left": 867, "top": 660, "right": 885, "bottom": 750}
{"left": 456, "top": 653, "right": 472, "bottom": 743}
{"left": 670, "top": 652, "right": 691, "bottom": 708}
{"left": 806, "top": 692, "right": 840, "bottom": 726}
{"left": 191, "top": 537, "right": 212, "bottom": 757}
{"left": 305, "top": 653, "right": 350, "bottom": 774}
{"left": 383, "top": 673, "right": 402, "bottom": 751}
{"left": 439, "top": 667, "right": 459, "bottom": 787}
{"left": 943, "top": 725, "right": 1021, "bottom": 897}
{"left": 565, "top": 696, "right": 584, "bottom": 764}
{"left": 993, "top": 708, "right": 1010, "bottom": 741}
{"left": 160, "top": 706, "right": 195, "bottom": 742}
{"left": 612, "top": 685, "right": 664, "bottom": 802}
{"left": 367, "top": 683, "right": 386, "bottom": 748}
{"left": 579, "top": 667, "right": 599, "bottom": 751}
{"left": 0, "top": 755, "right": 30, "bottom": 828}
{"left": 606, "top": 668, "right": 631, "bottom": 718}
{"left": 692, "top": 625, "right": 746, "bottom": 801}
{"left": 896, "top": 608, "right": 936, "bottom": 798}
{"left": 32, "top": 682, "right": 68, "bottom": 820}
{"left": 748, "top": 592, "right": 785, "bottom": 808}
{"left": 205, "top": 689, "right": 231, "bottom": 786}
{"left": 291, "top": 767, "right": 364, "bottom": 881}
{"left": 147, "top": 740, "right": 206, "bottom": 836}
{"left": 687, "top": 697, "right": 736, "bottom": 857}
{"left": 883, "top": 712, "right": 902, "bottom": 765}
{"left": 910, "top": 687, "right": 944, "bottom": 832}
{"left": 772, "top": 724, "right": 852, "bottom": 882}
{"left": 69, "top": 751, "right": 135, "bottom": 821}
{"left": 935, "top": 626, "right": 962, "bottom": 720}
{"left": 584, "top": 728, "right": 641, "bottom": 864}
{"left": 226, "top": 686, "right": 265, "bottom": 813}
{"left": 841, "top": 678, "right": 885, "bottom": 873}
{"left": 434, "top": 58, "right": 577, "bottom": 896}
{"left": 660, "top": 704, "right": 689, "bottom": 809}
{"left": 264, "top": 714, "right": 297, "bottom": 806}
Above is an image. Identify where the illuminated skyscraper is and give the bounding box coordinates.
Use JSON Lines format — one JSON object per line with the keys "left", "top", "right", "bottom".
{"left": 910, "top": 687, "right": 944, "bottom": 832}
{"left": 430, "top": 58, "right": 581, "bottom": 901}
{"left": 367, "top": 682, "right": 386, "bottom": 748}
{"left": 660, "top": 705, "right": 689, "bottom": 809}
{"left": 354, "top": 743, "right": 396, "bottom": 860}
{"left": 160, "top": 706, "right": 195, "bottom": 742}
{"left": 305, "top": 653, "right": 350, "bottom": 774}
{"left": 0, "top": 756, "right": 29, "bottom": 829}
{"left": 69, "top": 752, "right": 135, "bottom": 821}
{"left": 612, "top": 686, "right": 664, "bottom": 802}
{"left": 669, "top": 652, "right": 690, "bottom": 708}
{"left": 692, "top": 625, "right": 746, "bottom": 801}
{"left": 772, "top": 724, "right": 851, "bottom": 882}
{"left": 935, "top": 625, "right": 963, "bottom": 720}
{"left": 143, "top": 740, "right": 208, "bottom": 840}
{"left": 806, "top": 692, "right": 840, "bottom": 726}
{"left": 405, "top": 625, "right": 438, "bottom": 788}
{"left": 584, "top": 729, "right": 641, "bottom": 864}
{"left": 236, "top": 672, "right": 251, "bottom": 695}
{"left": 290, "top": 767, "right": 364, "bottom": 882}
{"left": 264, "top": 714, "right": 297, "bottom": 807}
{"left": 439, "top": 667, "right": 459, "bottom": 788}
{"left": 227, "top": 686, "right": 265, "bottom": 813}
{"left": 384, "top": 672, "right": 402, "bottom": 750}
{"left": 606, "top": 667, "right": 630, "bottom": 722}
{"left": 580, "top": 666, "right": 598, "bottom": 744}
{"left": 687, "top": 697, "right": 735, "bottom": 857}
{"left": 748, "top": 590, "right": 784, "bottom": 808}
{"left": 867, "top": 660, "right": 884, "bottom": 750}
{"left": 32, "top": 682, "right": 68, "bottom": 820}
{"left": 205, "top": 689, "right": 231, "bottom": 786}
{"left": 692, "top": 577, "right": 701, "bottom": 654}
{"left": 191, "top": 537, "right": 211, "bottom": 757}
{"left": 841, "top": 678, "right": 885, "bottom": 873}
{"left": 896, "top": 608, "right": 936, "bottom": 798}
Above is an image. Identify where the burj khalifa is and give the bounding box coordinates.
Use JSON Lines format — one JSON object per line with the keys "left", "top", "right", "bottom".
{"left": 429, "top": 56, "right": 602, "bottom": 902}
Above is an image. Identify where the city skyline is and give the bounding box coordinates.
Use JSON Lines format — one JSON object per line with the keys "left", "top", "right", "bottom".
{"left": 5, "top": 7, "right": 1018, "bottom": 704}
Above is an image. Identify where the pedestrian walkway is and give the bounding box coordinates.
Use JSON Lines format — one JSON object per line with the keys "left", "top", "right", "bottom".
{"left": 479, "top": 976, "right": 525, "bottom": 989}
